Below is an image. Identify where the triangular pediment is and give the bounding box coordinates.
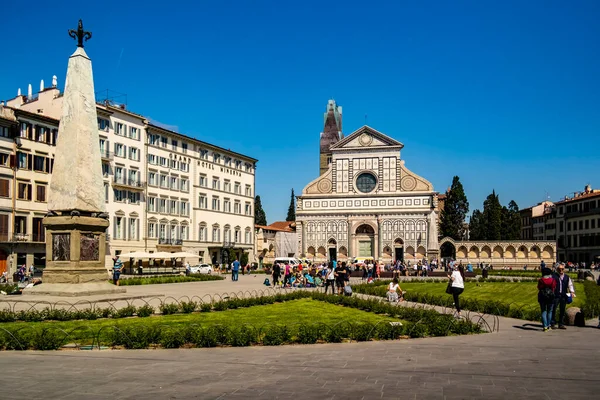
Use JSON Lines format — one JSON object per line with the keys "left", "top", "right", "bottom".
{"left": 330, "top": 125, "right": 404, "bottom": 150}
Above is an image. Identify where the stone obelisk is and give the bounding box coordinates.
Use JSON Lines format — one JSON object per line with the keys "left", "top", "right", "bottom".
{"left": 25, "top": 20, "right": 125, "bottom": 296}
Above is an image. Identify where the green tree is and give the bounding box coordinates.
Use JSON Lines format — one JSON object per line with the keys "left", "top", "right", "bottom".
{"left": 240, "top": 252, "right": 249, "bottom": 266}
{"left": 440, "top": 176, "right": 469, "bottom": 240}
{"left": 286, "top": 189, "right": 296, "bottom": 222}
{"left": 482, "top": 190, "right": 502, "bottom": 240}
{"left": 505, "top": 200, "right": 521, "bottom": 240}
{"left": 254, "top": 195, "right": 267, "bottom": 226}
{"left": 469, "top": 209, "right": 485, "bottom": 240}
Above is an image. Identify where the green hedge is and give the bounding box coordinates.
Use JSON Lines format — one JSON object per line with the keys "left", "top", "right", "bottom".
{"left": 473, "top": 269, "right": 577, "bottom": 279}
{"left": 0, "top": 291, "right": 483, "bottom": 350}
{"left": 581, "top": 281, "right": 600, "bottom": 319}
{"left": 117, "top": 274, "right": 224, "bottom": 286}
{"left": 352, "top": 283, "right": 544, "bottom": 321}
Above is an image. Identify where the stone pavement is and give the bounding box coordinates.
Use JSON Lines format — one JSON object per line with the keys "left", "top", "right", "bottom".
{"left": 0, "top": 319, "right": 598, "bottom": 400}
{"left": 1, "top": 276, "right": 600, "bottom": 399}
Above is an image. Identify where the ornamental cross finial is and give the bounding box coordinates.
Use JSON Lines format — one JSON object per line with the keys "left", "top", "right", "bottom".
{"left": 68, "top": 19, "right": 92, "bottom": 48}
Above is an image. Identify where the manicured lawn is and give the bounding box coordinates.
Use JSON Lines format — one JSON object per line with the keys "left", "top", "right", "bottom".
{"left": 0, "top": 298, "right": 398, "bottom": 333}
{"left": 117, "top": 274, "right": 224, "bottom": 285}
{"left": 398, "top": 281, "right": 586, "bottom": 309}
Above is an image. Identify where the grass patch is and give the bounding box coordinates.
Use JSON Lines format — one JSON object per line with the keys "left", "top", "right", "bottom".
{"left": 399, "top": 281, "right": 585, "bottom": 309}
{"left": 117, "top": 274, "right": 224, "bottom": 285}
{"left": 0, "top": 292, "right": 484, "bottom": 349}
{"left": 354, "top": 280, "right": 586, "bottom": 320}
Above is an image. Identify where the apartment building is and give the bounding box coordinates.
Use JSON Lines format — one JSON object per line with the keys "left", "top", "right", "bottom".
{"left": 520, "top": 201, "right": 555, "bottom": 241}
{"left": 0, "top": 78, "right": 257, "bottom": 274}
{"left": 555, "top": 185, "right": 600, "bottom": 264}
{"left": 0, "top": 104, "right": 58, "bottom": 275}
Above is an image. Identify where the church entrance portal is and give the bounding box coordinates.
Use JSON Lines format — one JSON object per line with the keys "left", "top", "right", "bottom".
{"left": 355, "top": 224, "right": 375, "bottom": 259}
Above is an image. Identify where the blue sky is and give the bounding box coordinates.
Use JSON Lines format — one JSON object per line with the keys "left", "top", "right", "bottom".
{"left": 3, "top": 1, "right": 599, "bottom": 222}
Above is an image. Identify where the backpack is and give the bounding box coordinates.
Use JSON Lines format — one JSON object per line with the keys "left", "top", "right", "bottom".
{"left": 540, "top": 286, "right": 555, "bottom": 303}
{"left": 263, "top": 278, "right": 270, "bottom": 286}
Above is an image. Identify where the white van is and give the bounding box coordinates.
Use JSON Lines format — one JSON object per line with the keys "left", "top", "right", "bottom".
{"left": 274, "top": 257, "right": 300, "bottom": 266}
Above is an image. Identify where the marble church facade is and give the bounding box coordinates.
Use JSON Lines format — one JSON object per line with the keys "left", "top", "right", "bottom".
{"left": 297, "top": 108, "right": 439, "bottom": 263}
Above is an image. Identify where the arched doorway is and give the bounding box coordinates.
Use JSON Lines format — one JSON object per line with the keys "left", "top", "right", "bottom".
{"left": 355, "top": 224, "right": 375, "bottom": 259}
{"left": 328, "top": 238, "right": 337, "bottom": 262}
{"left": 394, "top": 238, "right": 404, "bottom": 262}
{"left": 440, "top": 242, "right": 456, "bottom": 259}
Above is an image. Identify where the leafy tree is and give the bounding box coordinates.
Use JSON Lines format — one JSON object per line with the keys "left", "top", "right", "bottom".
{"left": 469, "top": 209, "right": 485, "bottom": 240}
{"left": 254, "top": 195, "right": 267, "bottom": 226}
{"left": 482, "top": 190, "right": 502, "bottom": 240}
{"left": 286, "top": 189, "right": 296, "bottom": 222}
{"left": 440, "top": 176, "right": 469, "bottom": 240}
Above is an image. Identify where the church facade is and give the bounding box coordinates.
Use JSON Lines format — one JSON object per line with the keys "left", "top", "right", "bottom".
{"left": 296, "top": 101, "right": 439, "bottom": 263}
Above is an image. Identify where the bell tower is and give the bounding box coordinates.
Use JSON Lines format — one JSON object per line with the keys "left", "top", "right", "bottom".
{"left": 319, "top": 99, "right": 342, "bottom": 175}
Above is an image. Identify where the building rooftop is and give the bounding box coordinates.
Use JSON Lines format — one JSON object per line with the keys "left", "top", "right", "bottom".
{"left": 556, "top": 185, "right": 600, "bottom": 205}
{"left": 255, "top": 221, "right": 296, "bottom": 232}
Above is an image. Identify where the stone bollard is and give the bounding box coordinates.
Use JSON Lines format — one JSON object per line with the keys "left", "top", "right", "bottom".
{"left": 566, "top": 307, "right": 581, "bottom": 326}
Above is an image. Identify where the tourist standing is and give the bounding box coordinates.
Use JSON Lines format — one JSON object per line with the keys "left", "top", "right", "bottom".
{"left": 283, "top": 262, "right": 292, "bottom": 287}
{"left": 538, "top": 267, "right": 557, "bottom": 331}
{"left": 231, "top": 258, "right": 240, "bottom": 281}
{"left": 112, "top": 255, "right": 124, "bottom": 286}
{"left": 272, "top": 262, "right": 281, "bottom": 287}
{"left": 447, "top": 265, "right": 465, "bottom": 318}
{"left": 334, "top": 262, "right": 347, "bottom": 294}
{"left": 324, "top": 262, "right": 335, "bottom": 294}
{"left": 551, "top": 263, "right": 575, "bottom": 329}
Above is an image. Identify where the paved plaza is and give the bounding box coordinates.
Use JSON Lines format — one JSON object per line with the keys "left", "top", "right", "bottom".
{"left": 1, "top": 276, "right": 599, "bottom": 399}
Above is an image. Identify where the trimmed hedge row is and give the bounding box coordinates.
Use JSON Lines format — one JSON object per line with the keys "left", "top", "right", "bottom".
{"left": 118, "top": 274, "right": 224, "bottom": 285}
{"left": 473, "top": 269, "right": 577, "bottom": 279}
{"left": 581, "top": 281, "right": 600, "bottom": 319}
{"left": 0, "top": 291, "right": 484, "bottom": 350}
{"left": 352, "top": 283, "right": 544, "bottom": 321}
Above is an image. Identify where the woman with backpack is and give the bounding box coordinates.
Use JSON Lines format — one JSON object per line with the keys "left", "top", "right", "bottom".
{"left": 538, "top": 267, "right": 557, "bottom": 332}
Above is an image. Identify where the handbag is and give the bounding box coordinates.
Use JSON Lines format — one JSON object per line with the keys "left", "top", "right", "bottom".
{"left": 445, "top": 280, "right": 453, "bottom": 294}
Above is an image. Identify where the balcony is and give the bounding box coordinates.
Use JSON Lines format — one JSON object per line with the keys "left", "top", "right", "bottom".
{"left": 100, "top": 150, "right": 114, "bottom": 161}
{"left": 112, "top": 178, "right": 146, "bottom": 191}
{"left": 158, "top": 238, "right": 183, "bottom": 245}
{"left": 223, "top": 240, "right": 235, "bottom": 248}
{"left": 0, "top": 233, "right": 45, "bottom": 243}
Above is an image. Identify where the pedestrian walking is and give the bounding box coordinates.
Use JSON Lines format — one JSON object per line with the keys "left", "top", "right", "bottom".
{"left": 538, "top": 267, "right": 557, "bottom": 331}
{"left": 231, "top": 258, "right": 240, "bottom": 281}
{"left": 112, "top": 255, "right": 124, "bottom": 286}
{"left": 272, "top": 262, "right": 281, "bottom": 287}
{"left": 447, "top": 265, "right": 465, "bottom": 318}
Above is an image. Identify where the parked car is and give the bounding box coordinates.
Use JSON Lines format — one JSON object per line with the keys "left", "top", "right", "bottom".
{"left": 190, "top": 264, "right": 212, "bottom": 274}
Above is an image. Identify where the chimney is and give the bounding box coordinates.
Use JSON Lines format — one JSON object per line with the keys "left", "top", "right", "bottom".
{"left": 52, "top": 75, "right": 57, "bottom": 88}
{"left": 40, "top": 80, "right": 44, "bottom": 92}
{"left": 27, "top": 84, "right": 32, "bottom": 100}
{"left": 17, "top": 88, "right": 21, "bottom": 96}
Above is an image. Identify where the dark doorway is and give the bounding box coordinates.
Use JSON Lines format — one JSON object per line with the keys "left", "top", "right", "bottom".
{"left": 440, "top": 242, "right": 456, "bottom": 259}
{"left": 329, "top": 247, "right": 337, "bottom": 262}
{"left": 395, "top": 247, "right": 404, "bottom": 262}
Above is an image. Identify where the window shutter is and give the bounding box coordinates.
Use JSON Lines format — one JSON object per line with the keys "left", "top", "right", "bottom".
{"left": 27, "top": 184, "right": 32, "bottom": 200}
{"left": 27, "top": 154, "right": 32, "bottom": 170}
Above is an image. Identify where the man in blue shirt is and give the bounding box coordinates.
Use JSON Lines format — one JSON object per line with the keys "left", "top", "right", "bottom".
{"left": 232, "top": 258, "right": 240, "bottom": 281}
{"left": 112, "top": 255, "right": 124, "bottom": 286}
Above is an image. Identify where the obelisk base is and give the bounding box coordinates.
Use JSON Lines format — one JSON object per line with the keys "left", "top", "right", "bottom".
{"left": 24, "top": 215, "right": 126, "bottom": 297}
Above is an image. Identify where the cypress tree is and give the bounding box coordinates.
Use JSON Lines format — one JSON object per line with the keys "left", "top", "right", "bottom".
{"left": 469, "top": 209, "right": 485, "bottom": 240}
{"left": 286, "top": 189, "right": 296, "bottom": 222}
{"left": 440, "top": 176, "right": 469, "bottom": 240}
{"left": 506, "top": 200, "right": 521, "bottom": 240}
{"left": 482, "top": 190, "right": 502, "bottom": 240}
{"left": 254, "top": 195, "right": 267, "bottom": 226}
